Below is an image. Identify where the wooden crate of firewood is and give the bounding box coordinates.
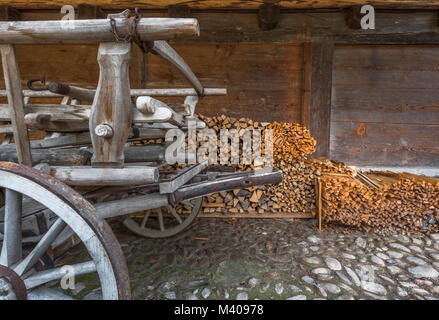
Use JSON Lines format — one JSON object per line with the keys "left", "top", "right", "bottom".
{"left": 315, "top": 171, "right": 439, "bottom": 235}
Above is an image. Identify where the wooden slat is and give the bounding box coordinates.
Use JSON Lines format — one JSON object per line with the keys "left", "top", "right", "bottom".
{"left": 330, "top": 121, "right": 439, "bottom": 166}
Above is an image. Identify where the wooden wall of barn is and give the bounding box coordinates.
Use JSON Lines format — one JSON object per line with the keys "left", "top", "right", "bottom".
{"left": 331, "top": 45, "right": 439, "bottom": 167}
{"left": 1, "top": 9, "right": 439, "bottom": 171}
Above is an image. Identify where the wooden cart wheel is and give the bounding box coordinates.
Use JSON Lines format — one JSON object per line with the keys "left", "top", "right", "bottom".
{"left": 122, "top": 197, "right": 203, "bottom": 238}
{"left": 0, "top": 162, "right": 130, "bottom": 300}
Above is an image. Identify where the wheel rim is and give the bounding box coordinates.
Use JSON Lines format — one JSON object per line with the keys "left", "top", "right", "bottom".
{"left": 0, "top": 162, "right": 130, "bottom": 300}
{"left": 123, "top": 197, "right": 202, "bottom": 238}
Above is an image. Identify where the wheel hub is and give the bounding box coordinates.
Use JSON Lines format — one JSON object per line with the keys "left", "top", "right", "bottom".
{"left": 0, "top": 265, "right": 27, "bottom": 300}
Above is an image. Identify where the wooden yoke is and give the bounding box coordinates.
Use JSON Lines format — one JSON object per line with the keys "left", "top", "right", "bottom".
{"left": 90, "top": 42, "right": 132, "bottom": 168}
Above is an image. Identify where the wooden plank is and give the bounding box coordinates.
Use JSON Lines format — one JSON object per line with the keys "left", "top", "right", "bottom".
{"left": 308, "top": 41, "right": 333, "bottom": 157}
{"left": 330, "top": 44, "right": 439, "bottom": 168}
{"left": 333, "top": 70, "right": 439, "bottom": 89}
{"left": 333, "top": 45, "right": 439, "bottom": 69}
{"left": 3, "top": 0, "right": 439, "bottom": 10}
{"left": 330, "top": 121, "right": 439, "bottom": 166}
{"left": 0, "top": 44, "right": 31, "bottom": 165}
{"left": 148, "top": 43, "right": 303, "bottom": 123}
{"left": 332, "top": 94, "right": 439, "bottom": 125}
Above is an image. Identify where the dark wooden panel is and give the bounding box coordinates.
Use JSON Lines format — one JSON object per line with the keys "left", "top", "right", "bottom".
{"left": 332, "top": 89, "right": 439, "bottom": 125}
{"left": 307, "top": 41, "right": 333, "bottom": 157}
{"left": 148, "top": 43, "right": 303, "bottom": 123}
{"left": 330, "top": 121, "right": 439, "bottom": 166}
{"left": 334, "top": 45, "right": 439, "bottom": 69}
{"left": 331, "top": 45, "right": 439, "bottom": 167}
{"left": 334, "top": 70, "right": 439, "bottom": 89}
{"left": 0, "top": 44, "right": 143, "bottom": 91}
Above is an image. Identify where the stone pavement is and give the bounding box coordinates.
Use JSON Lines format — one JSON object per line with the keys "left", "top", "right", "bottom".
{"left": 62, "top": 218, "right": 439, "bottom": 300}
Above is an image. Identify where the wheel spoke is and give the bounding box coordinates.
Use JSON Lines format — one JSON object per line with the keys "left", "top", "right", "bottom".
{"left": 158, "top": 208, "right": 165, "bottom": 232}
{"left": 168, "top": 206, "right": 183, "bottom": 224}
{"left": 0, "top": 189, "right": 22, "bottom": 267}
{"left": 24, "top": 261, "right": 96, "bottom": 290}
{"left": 140, "top": 211, "right": 151, "bottom": 229}
{"left": 181, "top": 200, "right": 194, "bottom": 208}
{"left": 14, "top": 218, "right": 66, "bottom": 276}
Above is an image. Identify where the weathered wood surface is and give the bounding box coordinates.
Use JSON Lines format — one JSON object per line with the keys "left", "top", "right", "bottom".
{"left": 150, "top": 41, "right": 204, "bottom": 96}
{"left": 0, "top": 44, "right": 32, "bottom": 165}
{"left": 307, "top": 41, "right": 333, "bottom": 158}
{"left": 0, "top": 18, "right": 199, "bottom": 44}
{"left": 50, "top": 166, "right": 159, "bottom": 186}
{"left": 90, "top": 42, "right": 132, "bottom": 168}
{"left": 4, "top": 0, "right": 439, "bottom": 9}
{"left": 330, "top": 45, "right": 439, "bottom": 167}
{"left": 148, "top": 43, "right": 303, "bottom": 123}
{"left": 0, "top": 146, "right": 92, "bottom": 165}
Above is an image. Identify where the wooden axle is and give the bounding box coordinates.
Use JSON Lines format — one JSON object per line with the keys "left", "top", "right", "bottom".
{"left": 50, "top": 166, "right": 159, "bottom": 186}
{"left": 0, "top": 144, "right": 165, "bottom": 166}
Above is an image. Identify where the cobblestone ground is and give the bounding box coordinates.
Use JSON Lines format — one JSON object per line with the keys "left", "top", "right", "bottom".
{"left": 61, "top": 218, "right": 439, "bottom": 300}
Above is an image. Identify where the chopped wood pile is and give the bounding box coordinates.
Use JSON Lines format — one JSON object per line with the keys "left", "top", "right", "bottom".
{"left": 197, "top": 114, "right": 354, "bottom": 215}
{"left": 317, "top": 171, "right": 439, "bottom": 235}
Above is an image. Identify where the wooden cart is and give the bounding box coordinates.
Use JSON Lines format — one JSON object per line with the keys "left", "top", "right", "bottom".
{"left": 0, "top": 9, "right": 281, "bottom": 300}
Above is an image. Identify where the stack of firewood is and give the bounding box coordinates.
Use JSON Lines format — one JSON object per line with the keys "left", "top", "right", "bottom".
{"left": 319, "top": 172, "right": 439, "bottom": 235}
{"left": 197, "top": 114, "right": 354, "bottom": 215}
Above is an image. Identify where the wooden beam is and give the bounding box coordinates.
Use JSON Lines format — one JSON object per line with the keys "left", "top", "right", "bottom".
{"left": 77, "top": 4, "right": 106, "bottom": 19}
{"left": 90, "top": 42, "right": 132, "bottom": 168}
{"left": 50, "top": 166, "right": 159, "bottom": 186}
{"left": 308, "top": 41, "right": 333, "bottom": 158}
{"left": 0, "top": 18, "right": 200, "bottom": 44}
{"left": 0, "top": 44, "right": 32, "bottom": 166}
{"left": 258, "top": 3, "right": 280, "bottom": 31}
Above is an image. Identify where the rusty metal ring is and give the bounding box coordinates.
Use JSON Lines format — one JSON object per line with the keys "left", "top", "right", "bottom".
{"left": 0, "top": 265, "right": 27, "bottom": 300}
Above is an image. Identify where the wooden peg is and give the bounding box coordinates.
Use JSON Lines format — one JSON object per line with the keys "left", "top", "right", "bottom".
{"left": 345, "top": 5, "right": 363, "bottom": 29}
{"left": 258, "top": 3, "right": 280, "bottom": 31}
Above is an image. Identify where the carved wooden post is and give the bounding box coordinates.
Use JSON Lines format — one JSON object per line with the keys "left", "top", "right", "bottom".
{"left": 90, "top": 42, "right": 132, "bottom": 168}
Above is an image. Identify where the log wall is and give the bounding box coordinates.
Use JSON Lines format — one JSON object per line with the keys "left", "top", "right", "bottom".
{"left": 331, "top": 45, "right": 439, "bottom": 167}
